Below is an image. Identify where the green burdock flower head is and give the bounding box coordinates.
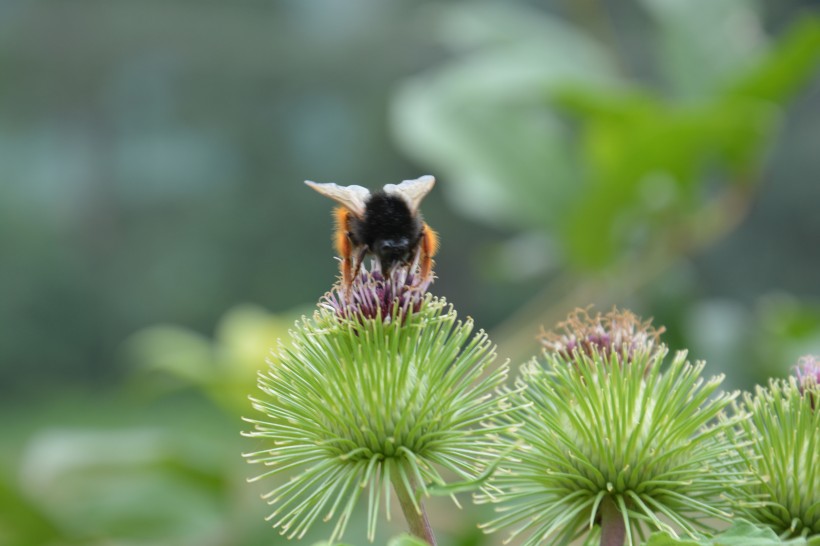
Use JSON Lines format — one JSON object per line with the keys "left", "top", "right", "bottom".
{"left": 243, "top": 267, "right": 511, "bottom": 543}
{"left": 731, "top": 355, "right": 820, "bottom": 539}
{"left": 478, "top": 307, "right": 746, "bottom": 546}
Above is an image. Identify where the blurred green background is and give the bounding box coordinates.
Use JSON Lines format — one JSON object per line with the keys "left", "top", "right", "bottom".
{"left": 2, "top": 0, "right": 819, "bottom": 545}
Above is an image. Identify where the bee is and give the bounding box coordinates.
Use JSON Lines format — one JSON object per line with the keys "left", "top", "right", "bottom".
{"left": 305, "top": 175, "right": 439, "bottom": 289}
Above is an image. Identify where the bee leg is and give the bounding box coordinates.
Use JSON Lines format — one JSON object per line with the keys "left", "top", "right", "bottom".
{"left": 351, "top": 247, "right": 367, "bottom": 280}
{"left": 339, "top": 250, "right": 353, "bottom": 290}
{"left": 410, "top": 244, "right": 422, "bottom": 272}
{"left": 368, "top": 251, "right": 381, "bottom": 275}
{"left": 419, "top": 223, "right": 439, "bottom": 281}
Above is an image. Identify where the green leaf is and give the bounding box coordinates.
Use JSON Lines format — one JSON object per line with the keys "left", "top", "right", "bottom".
{"left": 17, "top": 428, "right": 229, "bottom": 543}
{"left": 646, "top": 520, "right": 819, "bottom": 545}
{"left": 553, "top": 87, "right": 775, "bottom": 269}
{"left": 0, "top": 476, "right": 65, "bottom": 546}
{"left": 126, "top": 324, "right": 215, "bottom": 387}
{"left": 387, "top": 534, "right": 432, "bottom": 546}
{"left": 311, "top": 535, "right": 428, "bottom": 546}
{"left": 126, "top": 304, "right": 297, "bottom": 415}
{"left": 729, "top": 17, "right": 820, "bottom": 103}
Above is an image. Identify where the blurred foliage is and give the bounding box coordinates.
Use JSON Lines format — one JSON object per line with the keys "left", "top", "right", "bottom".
{"left": 2, "top": 0, "right": 820, "bottom": 545}
{"left": 313, "top": 535, "right": 430, "bottom": 546}
{"left": 392, "top": 3, "right": 820, "bottom": 270}
{"left": 0, "top": 393, "right": 248, "bottom": 546}
{"left": 391, "top": 1, "right": 820, "bottom": 378}
{"left": 125, "top": 303, "right": 304, "bottom": 416}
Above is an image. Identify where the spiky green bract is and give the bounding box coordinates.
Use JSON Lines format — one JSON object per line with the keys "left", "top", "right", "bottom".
{"left": 243, "top": 293, "right": 511, "bottom": 543}
{"left": 479, "top": 346, "right": 746, "bottom": 546}
{"left": 732, "top": 376, "right": 820, "bottom": 539}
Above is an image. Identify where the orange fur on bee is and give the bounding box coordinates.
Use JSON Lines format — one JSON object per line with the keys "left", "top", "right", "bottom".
{"left": 332, "top": 208, "right": 438, "bottom": 286}
{"left": 420, "top": 223, "right": 438, "bottom": 281}
{"left": 333, "top": 207, "right": 353, "bottom": 287}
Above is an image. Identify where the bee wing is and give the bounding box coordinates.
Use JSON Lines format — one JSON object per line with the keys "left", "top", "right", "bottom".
{"left": 304, "top": 181, "right": 370, "bottom": 218}
{"left": 383, "top": 175, "right": 435, "bottom": 214}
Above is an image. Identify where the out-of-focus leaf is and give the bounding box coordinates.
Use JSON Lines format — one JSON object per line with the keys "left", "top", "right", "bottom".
{"left": 18, "top": 428, "right": 228, "bottom": 545}
{"left": 728, "top": 16, "right": 820, "bottom": 102}
{"left": 211, "top": 303, "right": 294, "bottom": 412}
{"left": 645, "top": 520, "right": 819, "bottom": 545}
{"left": 553, "top": 88, "right": 776, "bottom": 268}
{"left": 311, "top": 534, "right": 429, "bottom": 546}
{"left": 127, "top": 303, "right": 297, "bottom": 415}
{"left": 393, "top": 2, "right": 816, "bottom": 276}
{"left": 387, "top": 534, "right": 431, "bottom": 546}
{"left": 553, "top": 15, "right": 819, "bottom": 270}
{"left": 391, "top": 2, "right": 619, "bottom": 231}
{"left": 126, "top": 325, "right": 215, "bottom": 388}
{"left": 216, "top": 304, "right": 289, "bottom": 371}
{"left": 639, "top": 0, "right": 767, "bottom": 99}
{"left": 754, "top": 295, "right": 820, "bottom": 380}
{"left": 0, "top": 476, "right": 66, "bottom": 546}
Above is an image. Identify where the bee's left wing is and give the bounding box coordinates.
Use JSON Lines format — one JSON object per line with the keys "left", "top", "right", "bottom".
{"left": 383, "top": 175, "right": 435, "bottom": 214}
{"left": 305, "top": 181, "right": 370, "bottom": 218}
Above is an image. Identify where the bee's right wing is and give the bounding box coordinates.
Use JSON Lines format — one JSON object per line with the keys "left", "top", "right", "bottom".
{"left": 383, "top": 175, "right": 435, "bottom": 214}
{"left": 305, "top": 181, "right": 370, "bottom": 218}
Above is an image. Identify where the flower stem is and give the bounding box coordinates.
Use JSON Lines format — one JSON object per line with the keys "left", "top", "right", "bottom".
{"left": 600, "top": 496, "right": 625, "bottom": 546}
{"left": 391, "top": 466, "right": 437, "bottom": 546}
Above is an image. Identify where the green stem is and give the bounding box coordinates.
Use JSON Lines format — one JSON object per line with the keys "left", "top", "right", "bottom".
{"left": 391, "top": 466, "right": 437, "bottom": 546}
{"left": 600, "top": 496, "right": 626, "bottom": 546}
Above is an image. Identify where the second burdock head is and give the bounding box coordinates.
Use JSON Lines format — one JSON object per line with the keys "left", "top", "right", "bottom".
{"left": 479, "top": 307, "right": 748, "bottom": 546}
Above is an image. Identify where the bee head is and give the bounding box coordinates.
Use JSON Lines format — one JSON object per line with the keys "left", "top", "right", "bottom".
{"left": 376, "top": 237, "right": 412, "bottom": 272}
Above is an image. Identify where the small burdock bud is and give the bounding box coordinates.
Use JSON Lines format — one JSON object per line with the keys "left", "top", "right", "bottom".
{"left": 794, "top": 355, "right": 820, "bottom": 409}
{"left": 479, "top": 307, "right": 746, "bottom": 546}
{"left": 243, "top": 268, "right": 511, "bottom": 543}
{"left": 795, "top": 354, "right": 820, "bottom": 384}
{"left": 539, "top": 307, "right": 665, "bottom": 369}
{"left": 731, "top": 356, "right": 820, "bottom": 539}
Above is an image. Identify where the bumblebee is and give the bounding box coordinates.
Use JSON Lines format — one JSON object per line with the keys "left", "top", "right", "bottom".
{"left": 305, "top": 175, "right": 439, "bottom": 289}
